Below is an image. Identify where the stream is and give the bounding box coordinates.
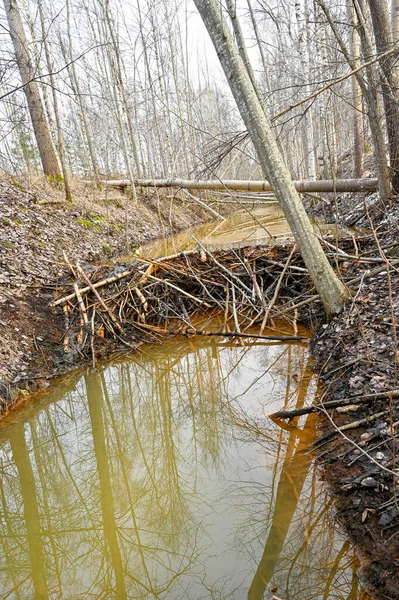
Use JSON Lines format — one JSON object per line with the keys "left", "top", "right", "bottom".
{"left": 0, "top": 206, "right": 367, "bottom": 599}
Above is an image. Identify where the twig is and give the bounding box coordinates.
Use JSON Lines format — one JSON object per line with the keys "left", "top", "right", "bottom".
{"left": 270, "top": 389, "right": 399, "bottom": 419}
{"left": 313, "top": 410, "right": 388, "bottom": 447}
{"left": 260, "top": 245, "right": 296, "bottom": 333}
{"left": 51, "top": 269, "right": 134, "bottom": 307}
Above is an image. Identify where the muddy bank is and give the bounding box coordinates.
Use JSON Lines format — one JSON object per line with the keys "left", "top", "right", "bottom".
{"left": 307, "top": 192, "right": 399, "bottom": 600}
{"left": 0, "top": 175, "right": 232, "bottom": 404}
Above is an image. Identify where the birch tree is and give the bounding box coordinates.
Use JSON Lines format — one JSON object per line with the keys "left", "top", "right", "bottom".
{"left": 317, "top": 0, "right": 391, "bottom": 204}
{"left": 193, "top": 0, "right": 349, "bottom": 317}
{"left": 3, "top": 0, "right": 61, "bottom": 180}
{"left": 295, "top": 0, "right": 316, "bottom": 179}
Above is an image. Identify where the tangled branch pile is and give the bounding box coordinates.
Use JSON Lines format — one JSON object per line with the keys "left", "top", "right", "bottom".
{"left": 51, "top": 244, "right": 315, "bottom": 366}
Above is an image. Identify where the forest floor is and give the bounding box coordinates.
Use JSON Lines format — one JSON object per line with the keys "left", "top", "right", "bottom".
{"left": 0, "top": 174, "right": 231, "bottom": 405}
{"left": 308, "top": 191, "right": 399, "bottom": 600}
{"left": 1, "top": 174, "right": 399, "bottom": 599}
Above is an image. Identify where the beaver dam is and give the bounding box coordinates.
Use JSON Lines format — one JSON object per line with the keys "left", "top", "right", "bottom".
{"left": 49, "top": 203, "right": 349, "bottom": 368}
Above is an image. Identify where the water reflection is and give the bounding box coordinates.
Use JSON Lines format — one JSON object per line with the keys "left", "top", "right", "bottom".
{"left": 137, "top": 205, "right": 351, "bottom": 261}
{"left": 138, "top": 205, "right": 291, "bottom": 259}
{"left": 0, "top": 327, "right": 367, "bottom": 599}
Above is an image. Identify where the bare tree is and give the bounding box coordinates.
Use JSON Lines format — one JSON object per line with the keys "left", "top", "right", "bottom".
{"left": 346, "top": 2, "right": 364, "bottom": 177}
{"left": 317, "top": 0, "right": 391, "bottom": 204}
{"left": 3, "top": 0, "right": 61, "bottom": 179}
{"left": 367, "top": 0, "right": 399, "bottom": 193}
{"left": 392, "top": 0, "right": 399, "bottom": 41}
{"left": 37, "top": 0, "right": 72, "bottom": 201}
{"left": 295, "top": 0, "right": 316, "bottom": 179}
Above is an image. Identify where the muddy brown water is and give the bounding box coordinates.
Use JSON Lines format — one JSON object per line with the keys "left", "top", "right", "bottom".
{"left": 135, "top": 203, "right": 348, "bottom": 258}
{"left": 0, "top": 207, "right": 368, "bottom": 599}
{"left": 139, "top": 204, "right": 291, "bottom": 257}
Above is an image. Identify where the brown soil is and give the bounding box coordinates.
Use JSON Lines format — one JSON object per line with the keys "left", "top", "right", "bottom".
{"left": 0, "top": 174, "right": 230, "bottom": 405}
{"left": 308, "top": 192, "right": 399, "bottom": 600}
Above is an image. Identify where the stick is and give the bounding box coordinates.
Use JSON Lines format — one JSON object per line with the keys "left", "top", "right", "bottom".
{"left": 77, "top": 265, "right": 124, "bottom": 334}
{"left": 347, "top": 258, "right": 399, "bottom": 286}
{"left": 73, "top": 283, "right": 88, "bottom": 327}
{"left": 270, "top": 389, "right": 399, "bottom": 419}
{"left": 230, "top": 281, "right": 244, "bottom": 345}
{"left": 139, "top": 271, "right": 212, "bottom": 308}
{"left": 260, "top": 245, "right": 296, "bottom": 333}
{"left": 192, "top": 329, "right": 307, "bottom": 341}
{"left": 51, "top": 269, "right": 134, "bottom": 307}
{"left": 181, "top": 188, "right": 225, "bottom": 219}
{"left": 272, "top": 46, "right": 399, "bottom": 122}
{"left": 63, "top": 305, "right": 70, "bottom": 353}
{"left": 313, "top": 410, "right": 388, "bottom": 447}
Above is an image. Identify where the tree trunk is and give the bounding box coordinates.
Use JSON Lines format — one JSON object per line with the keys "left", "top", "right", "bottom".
{"left": 38, "top": 0, "right": 72, "bottom": 202}
{"left": 346, "top": 3, "right": 364, "bottom": 178}
{"left": 392, "top": 0, "right": 399, "bottom": 41}
{"left": 193, "top": 0, "right": 349, "bottom": 317}
{"left": 65, "top": 0, "right": 99, "bottom": 180}
{"left": 295, "top": 0, "right": 316, "bottom": 179}
{"left": 368, "top": 0, "right": 399, "bottom": 193}
{"left": 226, "top": 0, "right": 264, "bottom": 106}
{"left": 99, "top": 177, "right": 379, "bottom": 193}
{"left": 3, "top": 0, "right": 60, "bottom": 179}
{"left": 246, "top": 0, "right": 271, "bottom": 100}
{"left": 354, "top": 0, "right": 392, "bottom": 202}
{"left": 317, "top": 0, "right": 391, "bottom": 204}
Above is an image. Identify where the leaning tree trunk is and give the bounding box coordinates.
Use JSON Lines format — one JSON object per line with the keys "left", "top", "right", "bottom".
{"left": 3, "top": 0, "right": 60, "bottom": 179}
{"left": 193, "top": 0, "right": 349, "bottom": 317}
{"left": 368, "top": 0, "right": 399, "bottom": 194}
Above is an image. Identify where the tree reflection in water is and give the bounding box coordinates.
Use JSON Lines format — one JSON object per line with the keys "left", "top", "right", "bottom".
{"left": 0, "top": 328, "right": 369, "bottom": 599}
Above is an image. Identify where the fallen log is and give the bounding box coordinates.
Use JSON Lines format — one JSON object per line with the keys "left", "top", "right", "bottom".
{"left": 91, "top": 177, "right": 379, "bottom": 194}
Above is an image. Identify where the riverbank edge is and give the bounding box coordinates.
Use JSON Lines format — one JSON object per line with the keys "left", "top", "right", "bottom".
{"left": 308, "top": 192, "right": 399, "bottom": 600}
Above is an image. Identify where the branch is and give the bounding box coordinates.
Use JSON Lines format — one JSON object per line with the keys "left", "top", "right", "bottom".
{"left": 271, "top": 46, "right": 399, "bottom": 122}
